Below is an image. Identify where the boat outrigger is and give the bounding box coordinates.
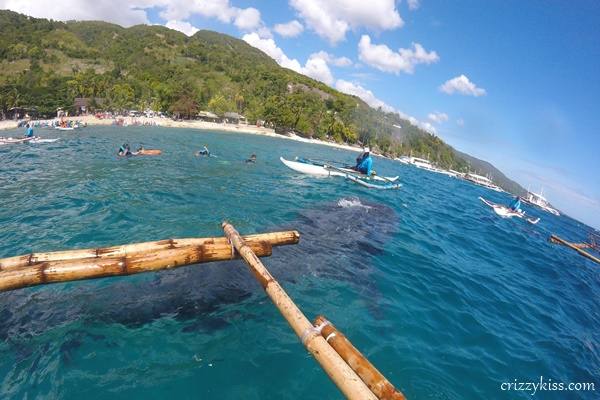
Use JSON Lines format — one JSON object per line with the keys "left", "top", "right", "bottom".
{"left": 0, "top": 136, "right": 59, "bottom": 145}
{"left": 479, "top": 197, "right": 540, "bottom": 224}
{"left": 280, "top": 157, "right": 401, "bottom": 190}
{"left": 0, "top": 223, "right": 406, "bottom": 400}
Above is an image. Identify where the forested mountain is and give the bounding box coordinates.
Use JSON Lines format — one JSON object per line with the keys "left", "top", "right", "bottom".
{"left": 453, "top": 150, "right": 526, "bottom": 196}
{"left": 0, "top": 10, "right": 524, "bottom": 192}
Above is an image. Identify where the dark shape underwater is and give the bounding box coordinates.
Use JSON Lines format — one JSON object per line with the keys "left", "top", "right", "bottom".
{"left": 0, "top": 197, "right": 398, "bottom": 342}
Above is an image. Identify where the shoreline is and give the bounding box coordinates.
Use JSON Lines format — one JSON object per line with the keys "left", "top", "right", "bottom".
{"left": 0, "top": 116, "right": 365, "bottom": 154}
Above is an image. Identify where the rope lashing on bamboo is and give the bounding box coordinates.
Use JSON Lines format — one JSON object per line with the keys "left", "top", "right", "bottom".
{"left": 313, "top": 316, "right": 406, "bottom": 400}
{"left": 300, "top": 319, "right": 330, "bottom": 345}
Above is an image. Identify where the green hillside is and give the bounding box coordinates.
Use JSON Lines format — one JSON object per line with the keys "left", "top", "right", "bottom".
{"left": 0, "top": 9, "right": 525, "bottom": 192}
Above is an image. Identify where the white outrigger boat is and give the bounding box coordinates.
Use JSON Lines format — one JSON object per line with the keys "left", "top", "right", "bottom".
{"left": 0, "top": 136, "right": 59, "bottom": 145}
{"left": 479, "top": 197, "right": 540, "bottom": 224}
{"left": 280, "top": 157, "right": 401, "bottom": 190}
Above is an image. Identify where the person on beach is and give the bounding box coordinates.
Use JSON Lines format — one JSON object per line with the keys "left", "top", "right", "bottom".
{"left": 24, "top": 123, "right": 34, "bottom": 138}
{"left": 118, "top": 143, "right": 132, "bottom": 156}
{"left": 246, "top": 154, "right": 257, "bottom": 163}
{"left": 508, "top": 196, "right": 521, "bottom": 212}
{"left": 196, "top": 145, "right": 210, "bottom": 157}
{"left": 354, "top": 147, "right": 373, "bottom": 175}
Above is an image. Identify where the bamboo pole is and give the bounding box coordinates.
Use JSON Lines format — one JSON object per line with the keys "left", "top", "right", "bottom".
{"left": 222, "top": 222, "right": 377, "bottom": 400}
{"left": 0, "top": 231, "right": 299, "bottom": 271}
{"left": 0, "top": 240, "right": 276, "bottom": 293}
{"left": 313, "top": 316, "right": 406, "bottom": 400}
{"left": 550, "top": 234, "right": 600, "bottom": 265}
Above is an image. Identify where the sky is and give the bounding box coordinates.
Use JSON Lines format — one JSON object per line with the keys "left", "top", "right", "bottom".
{"left": 1, "top": 0, "right": 599, "bottom": 228}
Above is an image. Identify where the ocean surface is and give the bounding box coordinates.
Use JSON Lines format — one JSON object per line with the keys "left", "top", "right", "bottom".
{"left": 0, "top": 126, "right": 598, "bottom": 399}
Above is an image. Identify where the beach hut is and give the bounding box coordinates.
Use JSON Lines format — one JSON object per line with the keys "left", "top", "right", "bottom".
{"left": 223, "top": 112, "right": 247, "bottom": 125}
{"left": 74, "top": 97, "right": 105, "bottom": 115}
{"left": 197, "top": 110, "right": 220, "bottom": 122}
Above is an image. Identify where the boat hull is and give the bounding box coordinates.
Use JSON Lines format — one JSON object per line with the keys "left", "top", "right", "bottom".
{"left": 479, "top": 197, "right": 539, "bottom": 224}
{"left": 280, "top": 157, "right": 398, "bottom": 182}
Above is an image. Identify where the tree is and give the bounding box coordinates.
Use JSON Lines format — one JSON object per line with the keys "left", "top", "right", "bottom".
{"left": 234, "top": 93, "right": 245, "bottom": 113}
{"left": 170, "top": 94, "right": 198, "bottom": 119}
{"left": 208, "top": 94, "right": 233, "bottom": 116}
{"left": 107, "top": 83, "right": 135, "bottom": 111}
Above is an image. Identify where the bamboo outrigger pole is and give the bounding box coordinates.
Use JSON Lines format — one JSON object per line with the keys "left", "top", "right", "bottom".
{"left": 0, "top": 231, "right": 299, "bottom": 271}
{"left": 222, "top": 222, "right": 377, "bottom": 400}
{"left": 0, "top": 231, "right": 299, "bottom": 293}
{"left": 313, "top": 316, "right": 406, "bottom": 400}
{"left": 550, "top": 234, "right": 600, "bottom": 265}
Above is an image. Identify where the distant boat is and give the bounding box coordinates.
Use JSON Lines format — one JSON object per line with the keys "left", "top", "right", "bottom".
{"left": 396, "top": 156, "right": 458, "bottom": 177}
{"left": 521, "top": 190, "right": 560, "bottom": 216}
{"left": 464, "top": 172, "right": 503, "bottom": 192}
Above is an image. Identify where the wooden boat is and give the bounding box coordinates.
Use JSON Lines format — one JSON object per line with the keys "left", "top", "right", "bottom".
{"left": 137, "top": 149, "right": 162, "bottom": 155}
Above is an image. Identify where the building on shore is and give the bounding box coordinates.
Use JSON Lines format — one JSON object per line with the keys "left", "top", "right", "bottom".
{"left": 223, "top": 112, "right": 247, "bottom": 124}
{"left": 3, "top": 106, "right": 37, "bottom": 120}
{"left": 197, "top": 111, "right": 220, "bottom": 122}
{"left": 74, "top": 98, "right": 105, "bottom": 115}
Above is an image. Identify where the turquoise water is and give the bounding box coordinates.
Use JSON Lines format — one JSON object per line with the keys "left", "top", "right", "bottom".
{"left": 0, "top": 126, "right": 598, "bottom": 399}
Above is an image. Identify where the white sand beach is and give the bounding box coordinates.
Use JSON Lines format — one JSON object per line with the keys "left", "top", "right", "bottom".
{"left": 1, "top": 115, "right": 366, "bottom": 154}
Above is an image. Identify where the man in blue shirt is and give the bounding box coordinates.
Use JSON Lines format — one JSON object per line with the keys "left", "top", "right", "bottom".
{"left": 509, "top": 196, "right": 521, "bottom": 211}
{"left": 24, "top": 123, "right": 34, "bottom": 138}
{"left": 355, "top": 147, "right": 373, "bottom": 175}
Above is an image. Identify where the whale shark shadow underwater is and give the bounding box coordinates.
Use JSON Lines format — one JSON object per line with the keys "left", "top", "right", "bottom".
{"left": 0, "top": 197, "right": 399, "bottom": 343}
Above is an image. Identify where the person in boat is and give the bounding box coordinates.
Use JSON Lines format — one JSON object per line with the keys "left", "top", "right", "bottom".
{"left": 508, "top": 196, "right": 521, "bottom": 212}
{"left": 354, "top": 147, "right": 373, "bottom": 175}
{"left": 118, "top": 143, "right": 132, "bottom": 156}
{"left": 24, "top": 123, "right": 34, "bottom": 138}
{"left": 196, "top": 145, "right": 210, "bottom": 157}
{"left": 246, "top": 154, "right": 257, "bottom": 163}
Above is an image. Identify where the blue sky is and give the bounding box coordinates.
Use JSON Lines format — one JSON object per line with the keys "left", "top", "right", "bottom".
{"left": 2, "top": 0, "right": 599, "bottom": 228}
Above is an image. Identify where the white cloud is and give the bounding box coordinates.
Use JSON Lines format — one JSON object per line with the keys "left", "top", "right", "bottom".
{"left": 358, "top": 35, "right": 439, "bottom": 74}
{"left": 334, "top": 80, "right": 438, "bottom": 134}
{"left": 242, "top": 32, "right": 302, "bottom": 72}
{"left": 273, "top": 20, "right": 304, "bottom": 38}
{"left": 233, "top": 7, "right": 261, "bottom": 30}
{"left": 242, "top": 33, "right": 335, "bottom": 84}
{"left": 456, "top": 118, "right": 465, "bottom": 126}
{"left": 0, "top": 0, "right": 266, "bottom": 32}
{"left": 290, "top": 0, "right": 403, "bottom": 44}
{"left": 335, "top": 80, "right": 394, "bottom": 112}
{"left": 165, "top": 20, "right": 199, "bottom": 36}
{"left": 303, "top": 55, "right": 334, "bottom": 84}
{"left": 0, "top": 0, "right": 148, "bottom": 26}
{"left": 407, "top": 0, "right": 420, "bottom": 10}
{"left": 428, "top": 111, "right": 449, "bottom": 124}
{"left": 310, "top": 51, "right": 352, "bottom": 67}
{"left": 439, "top": 74, "right": 486, "bottom": 96}
{"left": 398, "top": 111, "right": 437, "bottom": 134}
